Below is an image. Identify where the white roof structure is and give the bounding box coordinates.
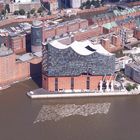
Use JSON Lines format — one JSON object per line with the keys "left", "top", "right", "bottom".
{"left": 18, "top": 53, "right": 33, "bottom": 62}
{"left": 50, "top": 40, "right": 112, "bottom": 56}
{"left": 50, "top": 40, "right": 69, "bottom": 49}
{"left": 123, "top": 47, "right": 140, "bottom": 54}
{"left": 70, "top": 41, "right": 93, "bottom": 56}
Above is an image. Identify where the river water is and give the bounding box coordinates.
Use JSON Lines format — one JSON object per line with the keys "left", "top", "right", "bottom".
{"left": 0, "top": 79, "right": 140, "bottom": 140}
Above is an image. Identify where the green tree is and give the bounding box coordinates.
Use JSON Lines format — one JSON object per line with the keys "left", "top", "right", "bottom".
{"left": 13, "top": 10, "right": 19, "bottom": 15}
{"left": 34, "top": 12, "right": 37, "bottom": 18}
{"left": 48, "top": 11, "right": 51, "bottom": 15}
{"left": 37, "top": 7, "right": 44, "bottom": 14}
{"left": 43, "top": 2, "right": 50, "bottom": 11}
{"left": 19, "top": 9, "right": 25, "bottom": 15}
{"left": 30, "top": 8, "right": 36, "bottom": 14}
{"left": 126, "top": 83, "right": 138, "bottom": 91}
{"left": 5, "top": 4, "right": 10, "bottom": 13}
{"left": 27, "top": 11, "right": 30, "bottom": 18}
{"left": 86, "top": 0, "right": 91, "bottom": 5}
{"left": 133, "top": 83, "right": 138, "bottom": 89}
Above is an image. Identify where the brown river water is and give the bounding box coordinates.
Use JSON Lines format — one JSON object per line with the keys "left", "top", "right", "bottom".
{"left": 0, "top": 78, "right": 140, "bottom": 140}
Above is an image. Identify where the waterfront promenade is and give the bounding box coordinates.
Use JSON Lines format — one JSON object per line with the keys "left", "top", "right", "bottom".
{"left": 27, "top": 88, "right": 140, "bottom": 99}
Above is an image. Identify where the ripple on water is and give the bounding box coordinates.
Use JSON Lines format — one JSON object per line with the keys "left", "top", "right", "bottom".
{"left": 33, "top": 103, "right": 111, "bottom": 124}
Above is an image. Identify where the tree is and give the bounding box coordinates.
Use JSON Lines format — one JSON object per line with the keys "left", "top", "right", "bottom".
{"left": 27, "top": 11, "right": 30, "bottom": 18}
{"left": 126, "top": 83, "right": 138, "bottom": 91}
{"left": 37, "top": 7, "right": 44, "bottom": 14}
{"left": 14, "top": 10, "right": 19, "bottom": 15}
{"left": 85, "top": 0, "right": 91, "bottom": 9}
{"left": 19, "top": 9, "right": 25, "bottom": 15}
{"left": 80, "top": 0, "right": 101, "bottom": 9}
{"left": 34, "top": 12, "right": 37, "bottom": 18}
{"left": 133, "top": 83, "right": 138, "bottom": 89}
{"left": 5, "top": 4, "right": 10, "bottom": 13}
{"left": 43, "top": 2, "right": 50, "bottom": 11}
{"left": 86, "top": 0, "right": 91, "bottom": 6}
{"left": 85, "top": 4, "right": 91, "bottom": 9}
{"left": 48, "top": 11, "right": 51, "bottom": 15}
{"left": 30, "top": 8, "right": 36, "bottom": 14}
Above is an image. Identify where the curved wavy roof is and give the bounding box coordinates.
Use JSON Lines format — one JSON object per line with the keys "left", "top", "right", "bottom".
{"left": 49, "top": 40, "right": 112, "bottom": 56}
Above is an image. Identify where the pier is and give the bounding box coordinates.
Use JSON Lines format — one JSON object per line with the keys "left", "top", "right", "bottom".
{"left": 27, "top": 88, "right": 140, "bottom": 99}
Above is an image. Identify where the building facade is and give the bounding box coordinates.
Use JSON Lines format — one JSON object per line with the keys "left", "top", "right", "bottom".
{"left": 42, "top": 40, "right": 115, "bottom": 92}
{"left": 0, "top": 46, "right": 42, "bottom": 88}
{"left": 125, "top": 62, "right": 140, "bottom": 84}
{"left": 31, "top": 20, "right": 43, "bottom": 53}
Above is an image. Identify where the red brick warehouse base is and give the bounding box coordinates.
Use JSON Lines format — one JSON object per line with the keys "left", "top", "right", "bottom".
{"left": 42, "top": 75, "right": 114, "bottom": 92}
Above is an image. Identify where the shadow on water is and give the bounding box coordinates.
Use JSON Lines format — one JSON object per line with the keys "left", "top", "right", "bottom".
{"left": 30, "top": 62, "right": 42, "bottom": 87}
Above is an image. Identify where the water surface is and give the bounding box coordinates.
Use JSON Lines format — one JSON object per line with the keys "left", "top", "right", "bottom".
{"left": 0, "top": 79, "right": 140, "bottom": 140}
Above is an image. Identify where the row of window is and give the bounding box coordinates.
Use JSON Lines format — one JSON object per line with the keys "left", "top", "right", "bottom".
{"left": 55, "top": 77, "right": 90, "bottom": 91}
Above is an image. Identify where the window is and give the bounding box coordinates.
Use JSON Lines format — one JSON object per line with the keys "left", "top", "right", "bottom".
{"left": 55, "top": 78, "right": 58, "bottom": 91}
{"left": 86, "top": 76, "right": 90, "bottom": 90}
{"left": 71, "top": 77, "right": 74, "bottom": 90}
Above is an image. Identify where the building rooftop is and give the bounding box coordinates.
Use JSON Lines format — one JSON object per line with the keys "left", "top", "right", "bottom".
{"left": 103, "top": 22, "right": 117, "bottom": 30}
{"left": 18, "top": 53, "right": 34, "bottom": 62}
{"left": 128, "top": 62, "right": 140, "bottom": 72}
{"left": 0, "top": 22, "right": 31, "bottom": 37}
{"left": 0, "top": 45, "right": 13, "bottom": 57}
{"left": 50, "top": 40, "right": 112, "bottom": 56}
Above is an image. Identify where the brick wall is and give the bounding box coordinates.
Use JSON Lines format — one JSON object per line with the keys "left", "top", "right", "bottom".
{"left": 101, "top": 39, "right": 110, "bottom": 50}
{"left": 74, "top": 26, "right": 102, "bottom": 41}
{"left": 55, "top": 25, "right": 67, "bottom": 36}
{"left": 43, "top": 19, "right": 89, "bottom": 41}
{"left": 42, "top": 75, "right": 114, "bottom": 92}
{"left": 67, "top": 22, "right": 80, "bottom": 32}
{"left": 101, "top": 36, "right": 122, "bottom": 53}
{"left": 134, "top": 28, "right": 140, "bottom": 40}
{"left": 10, "top": 35, "right": 26, "bottom": 54}
{"left": 43, "top": 28, "right": 56, "bottom": 41}
{"left": 79, "top": 20, "right": 88, "bottom": 29}
{"left": 77, "top": 6, "right": 109, "bottom": 16}
{"left": 0, "top": 54, "right": 16, "bottom": 85}
{"left": 112, "top": 35, "right": 121, "bottom": 47}
{"left": 0, "top": 53, "right": 42, "bottom": 87}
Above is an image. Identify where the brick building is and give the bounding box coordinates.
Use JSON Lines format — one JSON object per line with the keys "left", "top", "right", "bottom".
{"left": 10, "top": 2, "right": 41, "bottom": 13}
{"left": 0, "top": 46, "right": 42, "bottom": 88}
{"left": 10, "top": 34, "right": 26, "bottom": 54}
{"left": 42, "top": 19, "right": 88, "bottom": 42}
{"left": 42, "top": 40, "right": 115, "bottom": 92}
{"left": 134, "top": 27, "right": 140, "bottom": 40}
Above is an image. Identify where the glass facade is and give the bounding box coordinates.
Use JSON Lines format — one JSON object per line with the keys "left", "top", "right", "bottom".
{"left": 42, "top": 43, "right": 115, "bottom": 77}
